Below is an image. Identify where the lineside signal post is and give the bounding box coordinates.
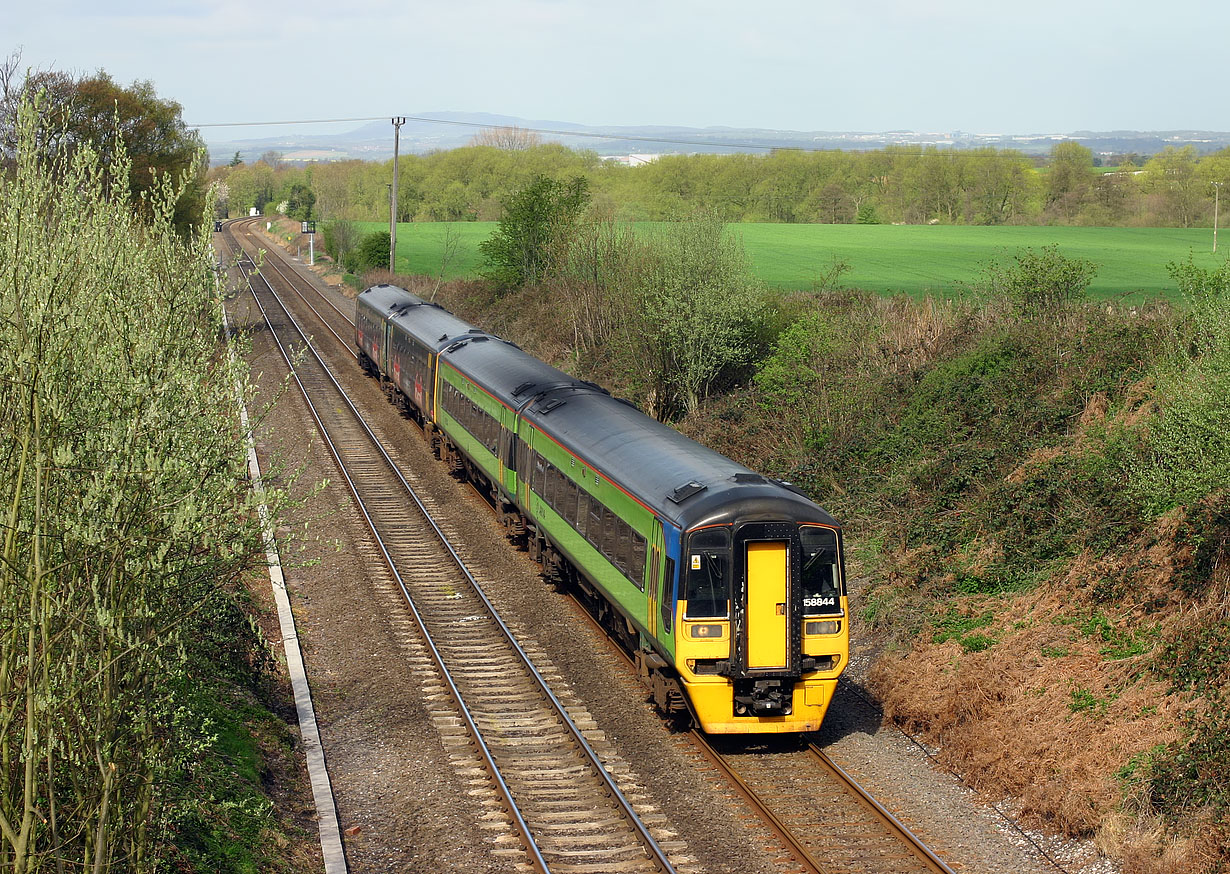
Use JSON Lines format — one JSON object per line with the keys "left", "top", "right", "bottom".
{"left": 302, "top": 220, "right": 316, "bottom": 266}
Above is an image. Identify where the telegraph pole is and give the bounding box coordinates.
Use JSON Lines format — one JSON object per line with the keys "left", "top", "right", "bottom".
{"left": 1214, "top": 182, "right": 1223, "bottom": 254}
{"left": 390, "top": 117, "right": 406, "bottom": 272}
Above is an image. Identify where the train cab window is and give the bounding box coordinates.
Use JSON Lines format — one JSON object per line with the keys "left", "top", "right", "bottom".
{"left": 684, "top": 528, "right": 729, "bottom": 619}
{"left": 800, "top": 526, "right": 841, "bottom": 615}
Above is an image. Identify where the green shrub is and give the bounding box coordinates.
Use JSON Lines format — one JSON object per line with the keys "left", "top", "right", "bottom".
{"left": 355, "top": 230, "right": 391, "bottom": 272}
{"left": 1132, "top": 257, "right": 1230, "bottom": 517}
{"left": 977, "top": 244, "right": 1098, "bottom": 319}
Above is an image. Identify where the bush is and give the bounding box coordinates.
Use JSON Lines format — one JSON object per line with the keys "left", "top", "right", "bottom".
{"left": 480, "top": 174, "right": 590, "bottom": 289}
{"left": 1132, "top": 257, "right": 1230, "bottom": 517}
{"left": 354, "top": 230, "right": 391, "bottom": 273}
{"left": 321, "top": 219, "right": 359, "bottom": 266}
{"left": 978, "top": 244, "right": 1098, "bottom": 319}
{"left": 0, "top": 99, "right": 290, "bottom": 871}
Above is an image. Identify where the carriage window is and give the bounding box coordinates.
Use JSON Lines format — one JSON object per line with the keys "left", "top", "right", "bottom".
{"left": 565, "top": 479, "right": 579, "bottom": 524}
{"left": 684, "top": 527, "right": 729, "bottom": 619}
{"left": 800, "top": 526, "right": 841, "bottom": 615}
{"left": 576, "top": 489, "right": 590, "bottom": 537}
{"left": 531, "top": 452, "right": 544, "bottom": 493}
{"left": 629, "top": 532, "right": 647, "bottom": 590}
{"left": 589, "top": 501, "right": 603, "bottom": 547}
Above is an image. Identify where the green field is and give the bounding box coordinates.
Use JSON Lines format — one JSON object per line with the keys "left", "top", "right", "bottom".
{"left": 369, "top": 221, "right": 1228, "bottom": 302}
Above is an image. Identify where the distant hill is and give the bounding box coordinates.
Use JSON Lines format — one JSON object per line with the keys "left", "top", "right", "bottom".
{"left": 201, "top": 112, "right": 1230, "bottom": 166}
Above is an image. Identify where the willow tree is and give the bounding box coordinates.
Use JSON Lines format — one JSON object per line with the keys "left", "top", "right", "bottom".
{"left": 0, "top": 98, "right": 268, "bottom": 871}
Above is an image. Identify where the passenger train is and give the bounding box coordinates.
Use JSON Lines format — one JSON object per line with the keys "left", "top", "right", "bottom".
{"left": 356, "top": 284, "right": 848, "bottom": 734}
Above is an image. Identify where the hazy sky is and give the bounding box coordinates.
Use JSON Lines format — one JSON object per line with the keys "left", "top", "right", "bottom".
{"left": 9, "top": 0, "right": 1229, "bottom": 145}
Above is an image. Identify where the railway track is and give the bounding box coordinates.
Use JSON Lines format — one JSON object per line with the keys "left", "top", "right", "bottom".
{"left": 220, "top": 220, "right": 964, "bottom": 874}
{"left": 692, "top": 736, "right": 957, "bottom": 874}
{"left": 219, "top": 222, "right": 679, "bottom": 874}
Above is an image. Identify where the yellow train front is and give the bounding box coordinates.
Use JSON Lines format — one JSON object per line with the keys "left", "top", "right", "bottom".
{"left": 654, "top": 491, "right": 849, "bottom": 735}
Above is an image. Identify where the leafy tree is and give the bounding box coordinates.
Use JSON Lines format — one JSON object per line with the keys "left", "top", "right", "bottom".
{"left": 856, "top": 203, "right": 881, "bottom": 224}
{"left": 0, "top": 98, "right": 278, "bottom": 873}
{"left": 1144, "top": 146, "right": 1203, "bottom": 228}
{"left": 229, "top": 150, "right": 243, "bottom": 167}
{"left": 0, "top": 57, "right": 206, "bottom": 235}
{"left": 322, "top": 219, "right": 360, "bottom": 268}
{"left": 619, "top": 213, "right": 765, "bottom": 418}
{"left": 479, "top": 174, "right": 590, "bottom": 289}
{"left": 284, "top": 181, "right": 316, "bottom": 220}
{"left": 1044, "top": 141, "right": 1096, "bottom": 224}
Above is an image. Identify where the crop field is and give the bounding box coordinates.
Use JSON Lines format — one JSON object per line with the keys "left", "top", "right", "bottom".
{"left": 366, "top": 221, "right": 1227, "bottom": 302}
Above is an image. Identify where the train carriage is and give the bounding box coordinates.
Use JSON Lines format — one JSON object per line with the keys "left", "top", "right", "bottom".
{"left": 356, "top": 284, "right": 479, "bottom": 424}
{"left": 356, "top": 285, "right": 849, "bottom": 735}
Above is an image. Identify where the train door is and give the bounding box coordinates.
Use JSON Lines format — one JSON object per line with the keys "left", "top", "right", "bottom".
{"left": 499, "top": 423, "right": 519, "bottom": 497}
{"left": 745, "top": 540, "right": 789, "bottom": 670}
{"left": 645, "top": 519, "right": 666, "bottom": 641}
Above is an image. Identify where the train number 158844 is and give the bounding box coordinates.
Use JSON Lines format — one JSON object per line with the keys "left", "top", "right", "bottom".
{"left": 804, "top": 596, "right": 836, "bottom": 609}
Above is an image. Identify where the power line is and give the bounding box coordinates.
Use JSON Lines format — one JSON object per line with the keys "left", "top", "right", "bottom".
{"left": 187, "top": 113, "right": 1019, "bottom": 155}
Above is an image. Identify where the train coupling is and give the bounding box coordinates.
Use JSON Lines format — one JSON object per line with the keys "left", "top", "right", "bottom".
{"left": 734, "top": 678, "right": 793, "bottom": 716}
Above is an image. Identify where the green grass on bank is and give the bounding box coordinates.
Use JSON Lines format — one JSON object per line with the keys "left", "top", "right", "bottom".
{"left": 363, "top": 221, "right": 1228, "bottom": 302}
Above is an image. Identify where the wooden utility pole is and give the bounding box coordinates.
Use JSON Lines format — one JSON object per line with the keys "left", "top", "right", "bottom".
{"left": 1214, "top": 182, "right": 1223, "bottom": 254}
{"left": 390, "top": 117, "right": 406, "bottom": 272}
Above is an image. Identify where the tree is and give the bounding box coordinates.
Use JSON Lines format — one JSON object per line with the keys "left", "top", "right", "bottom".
{"left": 479, "top": 174, "right": 590, "bottom": 289}
{"left": 468, "top": 125, "right": 542, "bottom": 150}
{"left": 229, "top": 150, "right": 243, "bottom": 167}
{"left": 284, "top": 181, "right": 316, "bottom": 220}
{"left": 0, "top": 54, "right": 207, "bottom": 235}
{"left": 1044, "top": 141, "right": 1095, "bottom": 223}
{"left": 355, "top": 230, "right": 391, "bottom": 272}
{"left": 1144, "top": 146, "right": 1202, "bottom": 227}
{"left": 0, "top": 97, "right": 275, "bottom": 873}
{"left": 617, "top": 213, "right": 765, "bottom": 418}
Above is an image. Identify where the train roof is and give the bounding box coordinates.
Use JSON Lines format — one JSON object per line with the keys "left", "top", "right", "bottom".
{"left": 358, "top": 284, "right": 479, "bottom": 349}
{"left": 357, "top": 283, "right": 421, "bottom": 316}
{"left": 438, "top": 328, "right": 838, "bottom": 533}
{"left": 524, "top": 389, "right": 837, "bottom": 531}
{"left": 437, "top": 333, "right": 598, "bottom": 413}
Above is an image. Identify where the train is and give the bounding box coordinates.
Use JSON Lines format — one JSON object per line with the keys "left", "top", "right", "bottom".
{"left": 355, "top": 284, "right": 849, "bottom": 734}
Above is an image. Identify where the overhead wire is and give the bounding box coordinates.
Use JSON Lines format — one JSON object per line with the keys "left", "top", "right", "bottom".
{"left": 187, "top": 113, "right": 1028, "bottom": 155}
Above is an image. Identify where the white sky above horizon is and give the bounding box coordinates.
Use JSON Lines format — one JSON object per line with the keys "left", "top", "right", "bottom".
{"left": 10, "top": 0, "right": 1229, "bottom": 146}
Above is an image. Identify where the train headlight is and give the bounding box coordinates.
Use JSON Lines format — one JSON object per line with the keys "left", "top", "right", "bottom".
{"left": 805, "top": 620, "right": 842, "bottom": 636}
{"left": 690, "top": 623, "right": 724, "bottom": 639}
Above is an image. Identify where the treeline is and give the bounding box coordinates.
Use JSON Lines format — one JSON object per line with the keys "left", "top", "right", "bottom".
{"left": 212, "top": 138, "right": 1230, "bottom": 229}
